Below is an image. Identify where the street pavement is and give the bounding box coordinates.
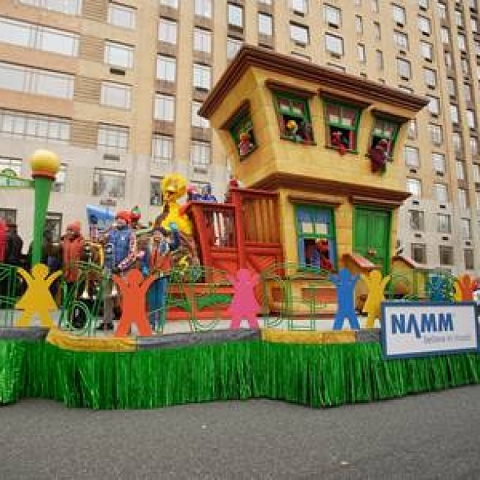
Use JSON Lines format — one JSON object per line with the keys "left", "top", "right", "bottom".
{"left": 1, "top": 385, "right": 480, "bottom": 479}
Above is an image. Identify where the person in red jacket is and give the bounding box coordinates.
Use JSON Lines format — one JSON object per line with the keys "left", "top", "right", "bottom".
{"left": 61, "top": 221, "right": 85, "bottom": 285}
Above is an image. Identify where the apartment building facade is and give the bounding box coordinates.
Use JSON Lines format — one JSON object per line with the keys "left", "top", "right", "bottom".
{"left": 0, "top": 0, "right": 478, "bottom": 275}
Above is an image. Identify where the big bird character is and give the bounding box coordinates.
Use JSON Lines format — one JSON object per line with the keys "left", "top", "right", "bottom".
{"left": 156, "top": 174, "right": 193, "bottom": 236}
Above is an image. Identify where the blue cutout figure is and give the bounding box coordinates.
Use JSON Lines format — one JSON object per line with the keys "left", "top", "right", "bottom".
{"left": 329, "top": 268, "right": 360, "bottom": 330}
{"left": 426, "top": 276, "right": 451, "bottom": 302}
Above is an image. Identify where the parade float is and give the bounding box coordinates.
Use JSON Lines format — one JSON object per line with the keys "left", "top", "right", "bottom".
{"left": 0, "top": 46, "right": 479, "bottom": 410}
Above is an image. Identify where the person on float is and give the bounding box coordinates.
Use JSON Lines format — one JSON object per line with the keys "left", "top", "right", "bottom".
{"left": 5, "top": 223, "right": 23, "bottom": 267}
{"left": 141, "top": 222, "right": 180, "bottom": 332}
{"left": 200, "top": 183, "right": 217, "bottom": 202}
{"left": 60, "top": 221, "right": 86, "bottom": 327}
{"left": 97, "top": 210, "right": 137, "bottom": 331}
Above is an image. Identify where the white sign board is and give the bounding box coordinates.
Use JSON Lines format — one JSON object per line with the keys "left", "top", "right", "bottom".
{"left": 381, "top": 301, "right": 478, "bottom": 359}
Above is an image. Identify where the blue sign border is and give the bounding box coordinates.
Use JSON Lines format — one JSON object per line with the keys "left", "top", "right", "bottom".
{"left": 381, "top": 301, "right": 479, "bottom": 360}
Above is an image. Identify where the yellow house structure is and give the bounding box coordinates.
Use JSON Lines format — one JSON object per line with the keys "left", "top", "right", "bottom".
{"left": 200, "top": 46, "right": 427, "bottom": 283}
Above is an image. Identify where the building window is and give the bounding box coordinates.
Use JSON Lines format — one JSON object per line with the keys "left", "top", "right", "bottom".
{"left": 0, "top": 157, "right": 22, "bottom": 176}
{"left": 52, "top": 164, "right": 67, "bottom": 193}
{"left": 406, "top": 178, "right": 422, "bottom": 197}
{"left": 418, "top": 0, "right": 429, "bottom": 9}
{"left": 464, "top": 249, "right": 474, "bottom": 270}
{"left": 473, "top": 165, "right": 480, "bottom": 184}
{"left": 154, "top": 94, "right": 175, "bottom": 122}
{"left": 355, "top": 15, "right": 363, "bottom": 34}
{"left": 227, "top": 37, "right": 243, "bottom": 60}
{"left": 370, "top": 117, "right": 400, "bottom": 158}
{"left": 107, "top": 2, "right": 136, "bottom": 29}
{"left": 429, "top": 124, "right": 443, "bottom": 145}
{"left": 464, "top": 84, "right": 472, "bottom": 103}
{"left": 467, "top": 110, "right": 477, "bottom": 130}
{"left": 290, "top": 23, "right": 309, "bottom": 45}
{"left": 461, "top": 218, "right": 472, "bottom": 239}
{"left": 420, "top": 41, "right": 433, "bottom": 61}
{"left": 104, "top": 41, "right": 133, "bottom": 69}
{"left": 437, "top": 213, "right": 451, "bottom": 234}
{"left": 190, "top": 141, "right": 211, "bottom": 171}
{"left": 0, "top": 109, "right": 70, "bottom": 143}
{"left": 434, "top": 183, "right": 448, "bottom": 204}
{"left": 458, "top": 188, "right": 469, "bottom": 210}
{"left": 397, "top": 58, "right": 411, "bottom": 79}
{"left": 393, "top": 31, "right": 409, "bottom": 50}
{"left": 191, "top": 101, "right": 209, "bottom": 129}
{"left": 160, "top": 0, "right": 178, "bottom": 7}
{"left": 371, "top": 0, "right": 379, "bottom": 13}
{"left": 193, "top": 28, "right": 212, "bottom": 54}
{"left": 407, "top": 119, "right": 417, "bottom": 139}
{"left": 324, "top": 4, "right": 342, "bottom": 27}
{"left": 193, "top": 64, "right": 211, "bottom": 91}
{"left": 100, "top": 82, "right": 131, "bottom": 109}
{"left": 45, "top": 212, "right": 62, "bottom": 242}
{"left": 427, "top": 96, "right": 440, "bottom": 116}
{"left": 273, "top": 92, "right": 314, "bottom": 143}
{"left": 470, "top": 137, "right": 478, "bottom": 157}
{"left": 296, "top": 205, "right": 336, "bottom": 270}
{"left": 418, "top": 15, "right": 431, "bottom": 35}
{"left": 441, "top": 27, "right": 450, "bottom": 45}
{"left": 447, "top": 78, "right": 456, "bottom": 98}
{"left": 392, "top": 4, "right": 406, "bottom": 24}
{"left": 325, "top": 33, "right": 344, "bottom": 56}
{"left": 150, "top": 176, "right": 163, "bottom": 206}
{"left": 456, "top": 161, "right": 466, "bottom": 181}
{"left": 97, "top": 124, "right": 129, "bottom": 153}
{"left": 452, "top": 132, "right": 463, "bottom": 156}
{"left": 194, "top": 0, "right": 212, "bottom": 18}
{"left": 290, "top": 0, "right": 308, "bottom": 14}
{"left": 156, "top": 55, "right": 176, "bottom": 82}
{"left": 411, "top": 244, "right": 426, "bottom": 264}
{"left": 423, "top": 68, "right": 437, "bottom": 88}
{"left": 0, "top": 62, "right": 74, "bottom": 99}
{"left": 450, "top": 104, "right": 459, "bottom": 125}
{"left": 0, "top": 208, "right": 17, "bottom": 225}
{"left": 229, "top": 112, "right": 257, "bottom": 159}
{"left": 228, "top": 4, "right": 243, "bottom": 29}
{"left": 458, "top": 33, "right": 466, "bottom": 51}
{"left": 158, "top": 18, "right": 177, "bottom": 44}
{"left": 373, "top": 22, "right": 381, "bottom": 40}
{"left": 324, "top": 101, "right": 361, "bottom": 152}
{"left": 19, "top": 0, "right": 82, "bottom": 16}
{"left": 439, "top": 246, "right": 454, "bottom": 266}
{"left": 432, "top": 152, "right": 446, "bottom": 174}
{"left": 258, "top": 13, "right": 273, "bottom": 36}
{"left": 92, "top": 168, "right": 126, "bottom": 198}
{"left": 357, "top": 44, "right": 366, "bottom": 62}
{"left": 376, "top": 50, "right": 384, "bottom": 70}
{"left": 152, "top": 134, "right": 173, "bottom": 164}
{"left": 0, "top": 17, "right": 79, "bottom": 57}
{"left": 408, "top": 210, "right": 424, "bottom": 230}
{"left": 404, "top": 146, "right": 420, "bottom": 168}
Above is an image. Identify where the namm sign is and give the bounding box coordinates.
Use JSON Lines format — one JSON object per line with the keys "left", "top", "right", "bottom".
{"left": 381, "top": 301, "right": 478, "bottom": 359}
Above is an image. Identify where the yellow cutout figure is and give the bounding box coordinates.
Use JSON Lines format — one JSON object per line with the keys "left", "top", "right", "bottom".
{"left": 361, "top": 270, "right": 391, "bottom": 329}
{"left": 15, "top": 264, "right": 62, "bottom": 327}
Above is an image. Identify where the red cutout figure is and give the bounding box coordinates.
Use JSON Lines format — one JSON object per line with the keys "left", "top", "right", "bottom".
{"left": 113, "top": 268, "right": 156, "bottom": 337}
{"left": 227, "top": 269, "right": 260, "bottom": 329}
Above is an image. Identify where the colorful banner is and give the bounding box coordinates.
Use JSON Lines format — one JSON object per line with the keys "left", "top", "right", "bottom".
{"left": 86, "top": 205, "right": 115, "bottom": 235}
{"left": 381, "top": 301, "right": 479, "bottom": 359}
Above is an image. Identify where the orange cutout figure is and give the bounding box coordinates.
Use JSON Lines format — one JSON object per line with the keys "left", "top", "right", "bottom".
{"left": 15, "top": 264, "right": 62, "bottom": 327}
{"left": 113, "top": 268, "right": 156, "bottom": 337}
{"left": 454, "top": 274, "right": 474, "bottom": 301}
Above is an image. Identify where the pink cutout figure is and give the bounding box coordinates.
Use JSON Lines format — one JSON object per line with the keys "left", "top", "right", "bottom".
{"left": 227, "top": 269, "right": 260, "bottom": 329}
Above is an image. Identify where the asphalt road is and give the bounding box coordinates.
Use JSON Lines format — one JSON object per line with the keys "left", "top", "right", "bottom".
{"left": 1, "top": 386, "right": 480, "bottom": 479}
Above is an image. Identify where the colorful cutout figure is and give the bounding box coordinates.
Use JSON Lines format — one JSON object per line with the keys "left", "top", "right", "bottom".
{"left": 329, "top": 268, "right": 360, "bottom": 330}
{"left": 454, "top": 274, "right": 474, "bottom": 301}
{"left": 113, "top": 269, "right": 156, "bottom": 337}
{"left": 361, "top": 270, "right": 391, "bottom": 328}
{"left": 227, "top": 269, "right": 260, "bottom": 329}
{"left": 15, "top": 264, "right": 62, "bottom": 327}
{"left": 426, "top": 276, "right": 451, "bottom": 302}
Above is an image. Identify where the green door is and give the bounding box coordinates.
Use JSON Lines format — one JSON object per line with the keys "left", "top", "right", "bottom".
{"left": 354, "top": 207, "right": 391, "bottom": 274}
